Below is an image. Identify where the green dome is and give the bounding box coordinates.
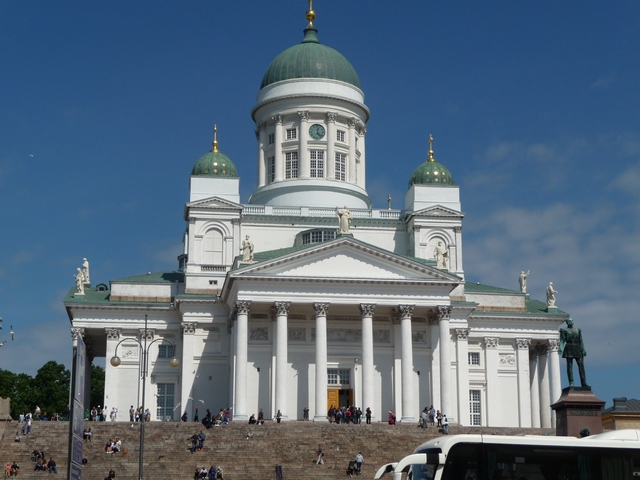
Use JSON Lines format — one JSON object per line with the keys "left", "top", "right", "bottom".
{"left": 261, "top": 28, "right": 361, "bottom": 89}
{"left": 191, "top": 149, "right": 238, "bottom": 178}
{"left": 408, "top": 157, "right": 455, "bottom": 188}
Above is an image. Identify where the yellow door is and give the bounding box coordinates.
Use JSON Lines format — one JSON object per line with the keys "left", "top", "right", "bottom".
{"left": 327, "top": 389, "right": 339, "bottom": 412}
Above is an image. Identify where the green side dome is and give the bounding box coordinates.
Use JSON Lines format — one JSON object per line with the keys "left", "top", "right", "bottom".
{"left": 191, "top": 130, "right": 238, "bottom": 177}
{"left": 408, "top": 145, "right": 455, "bottom": 188}
{"left": 261, "top": 28, "right": 361, "bottom": 90}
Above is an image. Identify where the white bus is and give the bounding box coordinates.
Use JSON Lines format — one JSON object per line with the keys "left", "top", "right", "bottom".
{"left": 374, "top": 430, "right": 640, "bottom": 480}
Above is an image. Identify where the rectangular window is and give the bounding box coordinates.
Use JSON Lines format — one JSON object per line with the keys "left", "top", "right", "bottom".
{"left": 286, "top": 128, "right": 297, "bottom": 140}
{"left": 468, "top": 352, "right": 480, "bottom": 366}
{"left": 327, "top": 368, "right": 350, "bottom": 386}
{"left": 469, "top": 390, "right": 481, "bottom": 426}
{"left": 337, "top": 130, "right": 345, "bottom": 142}
{"left": 310, "top": 150, "right": 324, "bottom": 178}
{"left": 156, "top": 383, "right": 175, "bottom": 421}
{"left": 268, "top": 133, "right": 275, "bottom": 145}
{"left": 158, "top": 344, "right": 175, "bottom": 359}
{"left": 267, "top": 156, "right": 275, "bottom": 183}
{"left": 335, "top": 152, "right": 347, "bottom": 181}
{"left": 285, "top": 151, "right": 298, "bottom": 179}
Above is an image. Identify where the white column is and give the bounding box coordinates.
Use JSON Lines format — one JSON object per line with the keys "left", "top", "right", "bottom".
{"left": 529, "top": 347, "right": 541, "bottom": 428}
{"left": 347, "top": 117, "right": 357, "bottom": 184}
{"left": 393, "top": 319, "right": 403, "bottom": 419}
{"left": 314, "top": 303, "right": 329, "bottom": 421}
{"left": 326, "top": 112, "right": 337, "bottom": 180}
{"left": 484, "top": 337, "right": 500, "bottom": 426}
{"left": 298, "top": 111, "right": 309, "bottom": 178}
{"left": 234, "top": 300, "right": 250, "bottom": 421}
{"left": 360, "top": 303, "right": 376, "bottom": 422}
{"left": 430, "top": 320, "right": 441, "bottom": 409}
{"left": 455, "top": 328, "right": 470, "bottom": 426}
{"left": 180, "top": 323, "right": 197, "bottom": 419}
{"left": 438, "top": 306, "right": 453, "bottom": 420}
{"left": 274, "top": 301, "right": 290, "bottom": 421}
{"left": 548, "top": 338, "right": 562, "bottom": 425}
{"left": 272, "top": 114, "right": 283, "bottom": 182}
{"left": 257, "top": 122, "right": 266, "bottom": 187}
{"left": 400, "top": 305, "right": 416, "bottom": 422}
{"left": 538, "top": 345, "right": 551, "bottom": 428}
{"left": 515, "top": 338, "right": 532, "bottom": 427}
{"left": 358, "top": 126, "right": 366, "bottom": 189}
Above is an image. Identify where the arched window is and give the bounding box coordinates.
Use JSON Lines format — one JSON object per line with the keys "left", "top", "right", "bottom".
{"left": 203, "top": 229, "right": 223, "bottom": 265}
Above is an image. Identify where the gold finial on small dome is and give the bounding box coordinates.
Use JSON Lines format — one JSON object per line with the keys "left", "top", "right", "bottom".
{"left": 211, "top": 124, "right": 219, "bottom": 153}
{"left": 306, "top": 0, "right": 316, "bottom": 28}
{"left": 427, "top": 134, "right": 435, "bottom": 162}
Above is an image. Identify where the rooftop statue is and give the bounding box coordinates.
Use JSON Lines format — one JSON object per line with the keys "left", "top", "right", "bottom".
{"left": 546, "top": 282, "right": 557, "bottom": 307}
{"left": 559, "top": 318, "right": 588, "bottom": 387}
{"left": 241, "top": 235, "right": 254, "bottom": 262}
{"left": 337, "top": 206, "right": 352, "bottom": 234}
{"left": 82, "top": 257, "right": 90, "bottom": 284}
{"left": 518, "top": 270, "right": 530, "bottom": 293}
{"left": 74, "top": 268, "right": 85, "bottom": 295}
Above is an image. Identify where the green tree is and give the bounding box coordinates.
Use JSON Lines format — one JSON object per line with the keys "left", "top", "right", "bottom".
{"left": 32, "top": 361, "right": 70, "bottom": 417}
{"left": 90, "top": 363, "right": 105, "bottom": 409}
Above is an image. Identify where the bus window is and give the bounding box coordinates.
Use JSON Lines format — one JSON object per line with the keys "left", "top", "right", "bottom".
{"left": 441, "top": 443, "right": 480, "bottom": 480}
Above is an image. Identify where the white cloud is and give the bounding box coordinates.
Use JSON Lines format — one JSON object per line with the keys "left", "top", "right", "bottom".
{"left": 464, "top": 200, "right": 640, "bottom": 368}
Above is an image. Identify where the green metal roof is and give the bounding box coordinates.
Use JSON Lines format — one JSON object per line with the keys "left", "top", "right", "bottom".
{"left": 191, "top": 150, "right": 238, "bottom": 178}
{"left": 464, "top": 283, "right": 520, "bottom": 294}
{"left": 408, "top": 160, "right": 455, "bottom": 188}
{"left": 261, "top": 28, "right": 361, "bottom": 89}
{"left": 466, "top": 282, "right": 569, "bottom": 316}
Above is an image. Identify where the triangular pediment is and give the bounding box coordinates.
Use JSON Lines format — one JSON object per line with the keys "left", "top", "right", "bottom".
{"left": 231, "top": 237, "right": 460, "bottom": 283}
{"left": 409, "top": 205, "right": 464, "bottom": 219}
{"left": 186, "top": 196, "right": 243, "bottom": 210}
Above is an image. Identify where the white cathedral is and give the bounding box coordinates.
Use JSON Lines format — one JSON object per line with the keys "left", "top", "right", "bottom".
{"left": 65, "top": 5, "right": 567, "bottom": 428}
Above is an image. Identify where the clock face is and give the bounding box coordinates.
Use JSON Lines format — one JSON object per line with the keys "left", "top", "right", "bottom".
{"left": 309, "top": 124, "right": 326, "bottom": 140}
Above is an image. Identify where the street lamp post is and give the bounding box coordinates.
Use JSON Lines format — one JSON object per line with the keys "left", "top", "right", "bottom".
{"left": 110, "top": 315, "right": 179, "bottom": 480}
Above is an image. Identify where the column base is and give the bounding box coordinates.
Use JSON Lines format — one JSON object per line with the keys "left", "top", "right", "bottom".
{"left": 400, "top": 416, "right": 417, "bottom": 423}
{"left": 551, "top": 387, "right": 605, "bottom": 437}
{"left": 313, "top": 415, "right": 328, "bottom": 422}
{"left": 232, "top": 414, "right": 249, "bottom": 421}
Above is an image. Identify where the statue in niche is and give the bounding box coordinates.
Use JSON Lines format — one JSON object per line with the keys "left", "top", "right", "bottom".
{"left": 74, "top": 268, "right": 85, "bottom": 295}
{"left": 559, "top": 318, "right": 588, "bottom": 387}
{"left": 82, "top": 257, "right": 90, "bottom": 284}
{"left": 337, "top": 206, "right": 352, "bottom": 234}
{"left": 434, "top": 241, "right": 448, "bottom": 269}
{"left": 518, "top": 270, "right": 530, "bottom": 293}
{"left": 241, "top": 235, "right": 254, "bottom": 262}
{"left": 546, "top": 282, "right": 558, "bottom": 307}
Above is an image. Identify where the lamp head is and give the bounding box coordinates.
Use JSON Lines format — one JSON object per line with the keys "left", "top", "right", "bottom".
{"left": 110, "top": 356, "right": 121, "bottom": 367}
{"left": 169, "top": 357, "right": 180, "bottom": 368}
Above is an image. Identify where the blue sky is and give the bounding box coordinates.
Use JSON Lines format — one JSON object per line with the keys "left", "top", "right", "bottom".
{"left": 1, "top": 1, "right": 639, "bottom": 406}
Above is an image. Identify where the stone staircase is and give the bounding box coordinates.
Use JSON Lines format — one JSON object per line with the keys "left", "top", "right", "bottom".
{"left": 0, "top": 420, "right": 554, "bottom": 479}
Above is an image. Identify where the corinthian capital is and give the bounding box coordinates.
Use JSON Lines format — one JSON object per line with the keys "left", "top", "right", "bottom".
{"left": 272, "top": 114, "right": 282, "bottom": 124}
{"left": 398, "top": 305, "right": 415, "bottom": 320}
{"left": 456, "top": 328, "right": 469, "bottom": 340}
{"left": 516, "top": 338, "right": 531, "bottom": 350}
{"left": 437, "top": 305, "right": 452, "bottom": 321}
{"left": 105, "top": 328, "right": 119, "bottom": 340}
{"left": 274, "top": 301, "right": 291, "bottom": 316}
{"left": 547, "top": 338, "right": 560, "bottom": 352}
{"left": 182, "top": 323, "right": 196, "bottom": 335}
{"left": 359, "top": 303, "right": 376, "bottom": 318}
{"left": 314, "top": 302, "right": 330, "bottom": 317}
{"left": 71, "top": 327, "right": 85, "bottom": 340}
{"left": 298, "top": 110, "right": 309, "bottom": 122}
{"left": 236, "top": 300, "right": 251, "bottom": 316}
{"left": 484, "top": 337, "right": 499, "bottom": 349}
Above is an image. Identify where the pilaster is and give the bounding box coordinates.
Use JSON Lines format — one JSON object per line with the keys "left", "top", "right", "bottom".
{"left": 516, "top": 338, "right": 532, "bottom": 427}
{"left": 455, "top": 328, "right": 470, "bottom": 426}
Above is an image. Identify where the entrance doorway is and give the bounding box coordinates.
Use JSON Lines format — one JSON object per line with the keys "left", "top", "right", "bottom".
{"left": 327, "top": 388, "right": 353, "bottom": 409}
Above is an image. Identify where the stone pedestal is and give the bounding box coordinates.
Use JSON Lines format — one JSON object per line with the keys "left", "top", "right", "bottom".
{"left": 0, "top": 397, "right": 11, "bottom": 420}
{"left": 551, "top": 387, "right": 605, "bottom": 437}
